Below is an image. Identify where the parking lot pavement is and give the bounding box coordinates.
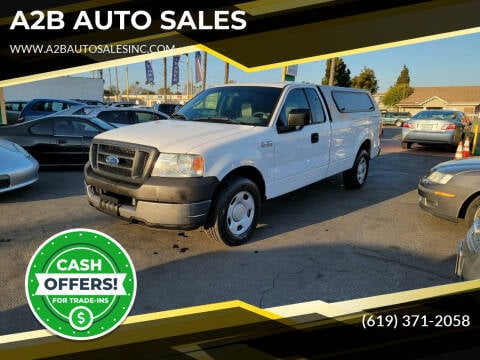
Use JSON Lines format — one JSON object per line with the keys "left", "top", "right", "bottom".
{"left": 0, "top": 134, "right": 466, "bottom": 335}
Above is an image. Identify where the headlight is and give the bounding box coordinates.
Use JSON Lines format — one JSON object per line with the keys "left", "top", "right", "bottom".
{"left": 466, "top": 219, "right": 480, "bottom": 253}
{"left": 151, "top": 153, "right": 204, "bottom": 177}
{"left": 427, "top": 171, "right": 453, "bottom": 184}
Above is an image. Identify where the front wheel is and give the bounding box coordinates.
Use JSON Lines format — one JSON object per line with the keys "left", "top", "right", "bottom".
{"left": 395, "top": 120, "right": 403, "bottom": 127}
{"left": 401, "top": 141, "right": 412, "bottom": 149}
{"left": 465, "top": 196, "right": 480, "bottom": 229}
{"left": 205, "top": 177, "right": 261, "bottom": 246}
{"left": 343, "top": 149, "right": 369, "bottom": 189}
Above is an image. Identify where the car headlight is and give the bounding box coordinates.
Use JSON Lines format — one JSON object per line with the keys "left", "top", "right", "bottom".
{"left": 151, "top": 153, "right": 204, "bottom": 177}
{"left": 466, "top": 219, "right": 480, "bottom": 253}
{"left": 427, "top": 171, "right": 453, "bottom": 184}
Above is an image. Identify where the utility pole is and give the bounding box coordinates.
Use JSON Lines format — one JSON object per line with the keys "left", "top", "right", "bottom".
{"left": 202, "top": 51, "right": 207, "bottom": 91}
{"left": 163, "top": 57, "right": 167, "bottom": 103}
{"left": 185, "top": 54, "right": 190, "bottom": 98}
{"left": 328, "top": 57, "right": 336, "bottom": 86}
{"left": 126, "top": 65, "right": 129, "bottom": 101}
{"left": 115, "top": 66, "right": 119, "bottom": 102}
{"left": 224, "top": 62, "right": 229, "bottom": 84}
{"left": 108, "top": 68, "right": 112, "bottom": 102}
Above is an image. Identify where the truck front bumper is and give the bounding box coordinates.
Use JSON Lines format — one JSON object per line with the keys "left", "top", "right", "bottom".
{"left": 84, "top": 163, "right": 218, "bottom": 230}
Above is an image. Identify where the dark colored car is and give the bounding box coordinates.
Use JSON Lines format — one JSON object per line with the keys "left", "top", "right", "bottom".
{"left": 153, "top": 103, "right": 181, "bottom": 116}
{"left": 0, "top": 114, "right": 115, "bottom": 165}
{"left": 77, "top": 107, "right": 169, "bottom": 127}
{"left": 418, "top": 157, "right": 480, "bottom": 227}
{"left": 18, "top": 98, "right": 84, "bottom": 123}
{"left": 4, "top": 100, "right": 28, "bottom": 124}
{"left": 107, "top": 101, "right": 136, "bottom": 108}
{"left": 71, "top": 99, "right": 106, "bottom": 106}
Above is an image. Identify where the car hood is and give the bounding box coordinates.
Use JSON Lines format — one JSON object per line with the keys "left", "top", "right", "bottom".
{"left": 432, "top": 158, "right": 480, "bottom": 174}
{"left": 94, "top": 120, "right": 256, "bottom": 153}
{"left": 0, "top": 140, "right": 37, "bottom": 172}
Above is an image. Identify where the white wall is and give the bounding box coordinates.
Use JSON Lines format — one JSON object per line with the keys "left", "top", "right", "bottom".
{"left": 3, "top": 76, "right": 104, "bottom": 101}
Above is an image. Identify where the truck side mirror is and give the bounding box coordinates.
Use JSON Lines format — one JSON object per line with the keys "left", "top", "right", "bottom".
{"left": 287, "top": 109, "right": 310, "bottom": 126}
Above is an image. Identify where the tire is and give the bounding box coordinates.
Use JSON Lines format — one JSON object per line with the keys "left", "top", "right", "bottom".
{"left": 205, "top": 177, "right": 261, "bottom": 246}
{"left": 465, "top": 196, "right": 480, "bottom": 228}
{"left": 343, "top": 149, "right": 369, "bottom": 189}
{"left": 395, "top": 120, "right": 402, "bottom": 127}
{"left": 401, "top": 141, "right": 412, "bottom": 149}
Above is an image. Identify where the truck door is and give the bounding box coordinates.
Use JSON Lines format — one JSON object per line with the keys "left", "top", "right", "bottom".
{"left": 272, "top": 87, "right": 330, "bottom": 195}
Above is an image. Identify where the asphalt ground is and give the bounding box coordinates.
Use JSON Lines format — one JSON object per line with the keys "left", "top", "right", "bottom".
{"left": 0, "top": 127, "right": 467, "bottom": 335}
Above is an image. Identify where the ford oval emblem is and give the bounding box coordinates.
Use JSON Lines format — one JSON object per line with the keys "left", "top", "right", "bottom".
{"left": 105, "top": 155, "right": 120, "bottom": 166}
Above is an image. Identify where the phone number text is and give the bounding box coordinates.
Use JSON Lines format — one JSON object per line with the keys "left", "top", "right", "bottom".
{"left": 361, "top": 314, "right": 471, "bottom": 329}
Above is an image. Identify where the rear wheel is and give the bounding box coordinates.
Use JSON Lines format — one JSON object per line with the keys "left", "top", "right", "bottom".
{"left": 205, "top": 177, "right": 261, "bottom": 246}
{"left": 395, "top": 120, "right": 402, "bottom": 127}
{"left": 401, "top": 141, "right": 412, "bottom": 149}
{"left": 343, "top": 149, "right": 369, "bottom": 189}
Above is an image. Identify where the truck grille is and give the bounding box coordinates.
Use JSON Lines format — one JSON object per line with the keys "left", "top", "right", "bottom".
{"left": 90, "top": 141, "right": 158, "bottom": 183}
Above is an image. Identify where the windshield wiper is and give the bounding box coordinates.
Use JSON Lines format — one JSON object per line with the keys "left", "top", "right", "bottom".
{"left": 191, "top": 117, "right": 257, "bottom": 126}
{"left": 192, "top": 116, "right": 231, "bottom": 122}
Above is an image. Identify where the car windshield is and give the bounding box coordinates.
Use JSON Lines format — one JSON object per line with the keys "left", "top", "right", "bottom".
{"left": 90, "top": 117, "right": 116, "bottom": 130}
{"left": 412, "top": 111, "right": 458, "bottom": 120}
{"left": 173, "top": 86, "right": 282, "bottom": 126}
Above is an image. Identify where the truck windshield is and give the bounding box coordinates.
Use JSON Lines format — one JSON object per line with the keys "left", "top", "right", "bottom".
{"left": 172, "top": 86, "right": 282, "bottom": 126}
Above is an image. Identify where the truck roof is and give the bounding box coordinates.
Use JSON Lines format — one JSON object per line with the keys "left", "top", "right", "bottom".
{"left": 208, "top": 82, "right": 371, "bottom": 93}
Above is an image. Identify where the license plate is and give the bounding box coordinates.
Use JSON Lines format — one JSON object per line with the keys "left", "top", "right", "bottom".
{"left": 420, "top": 124, "right": 433, "bottom": 130}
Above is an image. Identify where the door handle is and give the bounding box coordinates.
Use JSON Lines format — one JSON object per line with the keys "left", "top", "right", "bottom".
{"left": 311, "top": 133, "right": 319, "bottom": 143}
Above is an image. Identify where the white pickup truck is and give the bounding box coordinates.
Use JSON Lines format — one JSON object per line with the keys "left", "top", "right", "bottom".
{"left": 84, "top": 83, "right": 381, "bottom": 245}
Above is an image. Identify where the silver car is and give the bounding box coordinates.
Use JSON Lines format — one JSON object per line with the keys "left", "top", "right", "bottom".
{"left": 455, "top": 219, "right": 480, "bottom": 280}
{"left": 401, "top": 110, "right": 467, "bottom": 150}
{"left": 418, "top": 158, "right": 480, "bottom": 227}
{"left": 0, "top": 140, "right": 39, "bottom": 193}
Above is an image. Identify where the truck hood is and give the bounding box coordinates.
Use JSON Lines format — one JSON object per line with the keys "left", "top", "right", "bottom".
{"left": 94, "top": 120, "right": 255, "bottom": 153}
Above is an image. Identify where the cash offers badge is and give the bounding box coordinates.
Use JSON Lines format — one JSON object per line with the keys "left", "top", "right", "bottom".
{"left": 25, "top": 229, "right": 137, "bottom": 340}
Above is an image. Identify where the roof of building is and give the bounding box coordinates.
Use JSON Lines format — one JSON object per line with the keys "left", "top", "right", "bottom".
{"left": 399, "top": 86, "right": 480, "bottom": 105}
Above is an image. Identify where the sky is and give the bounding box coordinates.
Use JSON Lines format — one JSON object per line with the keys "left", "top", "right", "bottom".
{"left": 86, "top": 31, "right": 480, "bottom": 95}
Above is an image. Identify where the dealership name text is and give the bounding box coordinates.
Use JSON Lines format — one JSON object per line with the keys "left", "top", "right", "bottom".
{"left": 10, "top": 10, "right": 247, "bottom": 31}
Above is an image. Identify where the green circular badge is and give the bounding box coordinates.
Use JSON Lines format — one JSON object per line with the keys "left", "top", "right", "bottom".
{"left": 25, "top": 229, "right": 136, "bottom": 340}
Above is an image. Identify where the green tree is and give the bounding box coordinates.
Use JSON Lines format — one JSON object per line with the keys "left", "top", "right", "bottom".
{"left": 322, "top": 58, "right": 351, "bottom": 87}
{"left": 351, "top": 66, "right": 379, "bottom": 94}
{"left": 382, "top": 84, "right": 414, "bottom": 107}
{"left": 395, "top": 65, "right": 410, "bottom": 85}
{"left": 382, "top": 65, "right": 414, "bottom": 107}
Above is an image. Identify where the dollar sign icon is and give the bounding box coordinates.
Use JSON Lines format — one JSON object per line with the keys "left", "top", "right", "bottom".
{"left": 77, "top": 312, "right": 85, "bottom": 325}
{"left": 69, "top": 307, "right": 93, "bottom": 331}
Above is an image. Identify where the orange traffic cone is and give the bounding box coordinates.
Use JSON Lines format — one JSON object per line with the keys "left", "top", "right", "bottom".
{"left": 463, "top": 136, "right": 471, "bottom": 158}
{"left": 455, "top": 141, "right": 464, "bottom": 160}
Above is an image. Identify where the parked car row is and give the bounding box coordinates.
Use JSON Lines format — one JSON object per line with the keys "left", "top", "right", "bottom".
{"left": 3, "top": 97, "right": 176, "bottom": 125}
